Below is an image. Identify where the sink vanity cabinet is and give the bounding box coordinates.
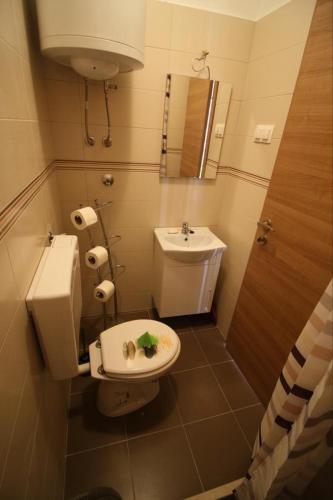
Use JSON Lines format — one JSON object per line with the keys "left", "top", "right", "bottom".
{"left": 153, "top": 228, "right": 227, "bottom": 318}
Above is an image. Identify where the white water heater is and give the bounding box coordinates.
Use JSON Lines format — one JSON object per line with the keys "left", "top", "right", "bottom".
{"left": 36, "top": 0, "right": 146, "bottom": 80}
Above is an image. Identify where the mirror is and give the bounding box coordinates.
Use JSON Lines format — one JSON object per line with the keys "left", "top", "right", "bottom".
{"left": 160, "top": 74, "right": 232, "bottom": 179}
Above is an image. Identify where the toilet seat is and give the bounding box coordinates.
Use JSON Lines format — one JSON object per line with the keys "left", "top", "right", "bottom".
{"left": 89, "top": 319, "right": 180, "bottom": 381}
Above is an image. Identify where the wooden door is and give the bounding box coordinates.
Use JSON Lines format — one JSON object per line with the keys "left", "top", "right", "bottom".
{"left": 227, "top": 0, "right": 332, "bottom": 405}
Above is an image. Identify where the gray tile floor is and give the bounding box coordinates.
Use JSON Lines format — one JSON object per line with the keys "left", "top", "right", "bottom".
{"left": 65, "top": 311, "right": 265, "bottom": 500}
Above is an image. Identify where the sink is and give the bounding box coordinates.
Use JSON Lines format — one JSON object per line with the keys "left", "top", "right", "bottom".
{"left": 154, "top": 227, "right": 227, "bottom": 263}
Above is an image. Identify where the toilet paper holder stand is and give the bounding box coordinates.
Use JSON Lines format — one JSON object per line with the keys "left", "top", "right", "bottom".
{"left": 83, "top": 198, "right": 126, "bottom": 329}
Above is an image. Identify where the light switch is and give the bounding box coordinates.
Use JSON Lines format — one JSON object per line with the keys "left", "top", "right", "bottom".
{"left": 215, "top": 123, "right": 225, "bottom": 138}
{"left": 254, "top": 124, "right": 274, "bottom": 144}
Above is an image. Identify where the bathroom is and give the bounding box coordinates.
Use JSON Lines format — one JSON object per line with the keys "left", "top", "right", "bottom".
{"left": 0, "top": 0, "right": 332, "bottom": 498}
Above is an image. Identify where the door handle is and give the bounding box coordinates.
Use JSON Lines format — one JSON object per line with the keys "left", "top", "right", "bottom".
{"left": 256, "top": 218, "right": 274, "bottom": 245}
{"left": 257, "top": 218, "right": 275, "bottom": 232}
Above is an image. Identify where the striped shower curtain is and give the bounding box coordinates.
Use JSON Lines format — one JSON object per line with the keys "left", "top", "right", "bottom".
{"left": 236, "top": 280, "right": 333, "bottom": 500}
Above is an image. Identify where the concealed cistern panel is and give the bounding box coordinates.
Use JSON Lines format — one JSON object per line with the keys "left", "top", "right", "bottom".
{"left": 26, "top": 235, "right": 82, "bottom": 380}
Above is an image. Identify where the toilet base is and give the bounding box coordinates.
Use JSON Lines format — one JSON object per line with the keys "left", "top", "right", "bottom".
{"left": 97, "top": 378, "right": 160, "bottom": 417}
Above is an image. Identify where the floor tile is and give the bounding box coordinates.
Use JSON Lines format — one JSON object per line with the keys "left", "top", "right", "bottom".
{"left": 195, "top": 328, "right": 231, "bottom": 364}
{"left": 126, "top": 377, "right": 181, "bottom": 438}
{"left": 172, "top": 333, "right": 208, "bottom": 372}
{"left": 190, "top": 313, "right": 217, "bottom": 330}
{"left": 171, "top": 367, "right": 229, "bottom": 423}
{"left": 234, "top": 405, "right": 265, "bottom": 447}
{"left": 129, "top": 427, "right": 202, "bottom": 500}
{"left": 186, "top": 414, "right": 251, "bottom": 490}
{"left": 71, "top": 374, "right": 98, "bottom": 395}
{"left": 67, "top": 392, "right": 126, "bottom": 454}
{"left": 149, "top": 309, "right": 196, "bottom": 332}
{"left": 212, "top": 362, "right": 259, "bottom": 410}
{"left": 65, "top": 443, "right": 133, "bottom": 500}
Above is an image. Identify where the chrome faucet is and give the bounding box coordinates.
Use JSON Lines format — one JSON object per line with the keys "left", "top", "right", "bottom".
{"left": 181, "top": 222, "right": 194, "bottom": 235}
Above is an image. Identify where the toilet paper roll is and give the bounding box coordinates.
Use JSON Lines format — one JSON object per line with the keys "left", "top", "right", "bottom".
{"left": 94, "top": 280, "right": 115, "bottom": 303}
{"left": 70, "top": 207, "right": 98, "bottom": 231}
{"left": 85, "top": 246, "right": 108, "bottom": 270}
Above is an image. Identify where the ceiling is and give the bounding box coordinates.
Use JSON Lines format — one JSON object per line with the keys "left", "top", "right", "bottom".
{"left": 160, "top": 0, "right": 291, "bottom": 21}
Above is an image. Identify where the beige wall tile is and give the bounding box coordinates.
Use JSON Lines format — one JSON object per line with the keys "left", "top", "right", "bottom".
{"left": 25, "top": 376, "right": 69, "bottom": 500}
{"left": 51, "top": 122, "right": 84, "bottom": 161}
{"left": 224, "top": 100, "right": 241, "bottom": 135}
{"left": 56, "top": 170, "right": 88, "bottom": 201}
{"left": 0, "top": 371, "right": 43, "bottom": 499}
{"left": 168, "top": 52, "right": 247, "bottom": 101}
{"left": 46, "top": 80, "right": 81, "bottom": 124}
{"left": 4, "top": 192, "right": 48, "bottom": 298}
{"left": 114, "top": 251, "right": 153, "bottom": 293}
{"left": 118, "top": 290, "right": 152, "bottom": 312}
{"left": 79, "top": 84, "right": 164, "bottom": 129}
{"left": 209, "top": 57, "right": 248, "bottom": 101}
{"left": 0, "top": 2, "right": 67, "bottom": 496}
{"left": 250, "top": 0, "right": 316, "bottom": 61}
{"left": 171, "top": 5, "right": 209, "bottom": 54}
{"left": 0, "top": 0, "right": 19, "bottom": 49}
{"left": 12, "top": 0, "right": 37, "bottom": 60}
{"left": 0, "top": 120, "right": 37, "bottom": 209}
{"left": 244, "top": 43, "right": 306, "bottom": 100}
{"left": 215, "top": 287, "right": 238, "bottom": 339}
{"left": 0, "top": 40, "right": 28, "bottom": 119}
{"left": 236, "top": 94, "right": 293, "bottom": 138}
{"left": 22, "top": 60, "right": 50, "bottom": 122}
{"left": 42, "top": 58, "right": 79, "bottom": 82}
{"left": 114, "top": 47, "right": 169, "bottom": 92}
{"left": 83, "top": 126, "right": 161, "bottom": 164}
{"left": 104, "top": 226, "right": 154, "bottom": 254}
{"left": 217, "top": 175, "right": 268, "bottom": 225}
{"left": 0, "top": 242, "right": 20, "bottom": 349}
{"left": 32, "top": 120, "right": 55, "bottom": 172}
{"left": 214, "top": 174, "right": 269, "bottom": 336}
{"left": 0, "top": 303, "right": 38, "bottom": 478}
{"left": 231, "top": 134, "right": 281, "bottom": 178}
{"left": 100, "top": 199, "right": 160, "bottom": 229}
{"left": 184, "top": 179, "right": 222, "bottom": 226}
{"left": 39, "top": 176, "right": 63, "bottom": 236}
{"left": 206, "top": 12, "right": 254, "bottom": 62}
{"left": 85, "top": 170, "right": 160, "bottom": 202}
{"left": 158, "top": 178, "right": 188, "bottom": 227}
{"left": 145, "top": 0, "right": 172, "bottom": 49}
{"left": 219, "top": 135, "right": 235, "bottom": 166}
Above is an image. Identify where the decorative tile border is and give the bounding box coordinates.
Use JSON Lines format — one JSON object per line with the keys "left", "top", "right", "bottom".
{"left": 0, "top": 163, "right": 55, "bottom": 241}
{"left": 218, "top": 165, "right": 270, "bottom": 188}
{"left": 54, "top": 160, "right": 160, "bottom": 173}
{"left": 0, "top": 160, "right": 269, "bottom": 241}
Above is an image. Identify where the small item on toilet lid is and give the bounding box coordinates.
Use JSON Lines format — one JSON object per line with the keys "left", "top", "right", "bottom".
{"left": 128, "top": 341, "right": 136, "bottom": 360}
{"left": 144, "top": 345, "right": 157, "bottom": 358}
{"left": 137, "top": 332, "right": 159, "bottom": 348}
{"left": 137, "top": 331, "right": 159, "bottom": 358}
{"left": 123, "top": 342, "right": 129, "bottom": 359}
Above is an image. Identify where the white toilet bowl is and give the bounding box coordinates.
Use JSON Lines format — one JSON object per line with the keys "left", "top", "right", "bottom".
{"left": 89, "top": 319, "right": 181, "bottom": 417}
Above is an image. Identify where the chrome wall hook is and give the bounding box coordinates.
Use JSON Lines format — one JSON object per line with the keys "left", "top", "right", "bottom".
{"left": 102, "top": 174, "right": 114, "bottom": 186}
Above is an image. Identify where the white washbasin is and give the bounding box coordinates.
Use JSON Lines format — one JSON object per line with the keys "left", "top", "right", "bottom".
{"left": 154, "top": 227, "right": 227, "bottom": 262}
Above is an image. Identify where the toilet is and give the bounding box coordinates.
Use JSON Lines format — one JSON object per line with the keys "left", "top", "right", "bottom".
{"left": 26, "top": 235, "right": 180, "bottom": 417}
